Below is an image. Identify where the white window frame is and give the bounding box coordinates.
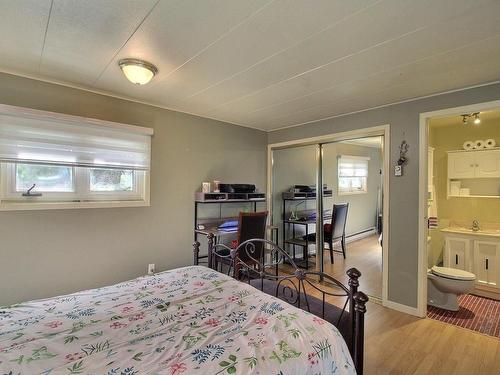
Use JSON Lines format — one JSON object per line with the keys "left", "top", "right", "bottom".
{"left": 0, "top": 163, "right": 149, "bottom": 211}
{"left": 338, "top": 155, "right": 369, "bottom": 196}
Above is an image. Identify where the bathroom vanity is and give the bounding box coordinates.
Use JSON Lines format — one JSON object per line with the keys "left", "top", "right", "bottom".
{"left": 442, "top": 227, "right": 500, "bottom": 299}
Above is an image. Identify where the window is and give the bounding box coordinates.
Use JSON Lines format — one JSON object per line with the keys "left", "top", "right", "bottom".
{"left": 0, "top": 104, "right": 152, "bottom": 210}
{"left": 1, "top": 163, "right": 144, "bottom": 202}
{"left": 338, "top": 155, "right": 369, "bottom": 195}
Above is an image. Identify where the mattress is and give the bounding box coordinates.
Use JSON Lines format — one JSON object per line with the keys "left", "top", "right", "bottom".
{"left": 0, "top": 265, "right": 355, "bottom": 374}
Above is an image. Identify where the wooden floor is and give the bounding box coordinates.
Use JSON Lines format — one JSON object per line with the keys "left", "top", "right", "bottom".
{"left": 320, "top": 234, "right": 382, "bottom": 299}
{"left": 364, "top": 301, "right": 500, "bottom": 375}
{"left": 278, "top": 235, "right": 499, "bottom": 374}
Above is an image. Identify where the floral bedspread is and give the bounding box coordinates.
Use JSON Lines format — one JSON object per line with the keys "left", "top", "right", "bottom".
{"left": 0, "top": 266, "right": 355, "bottom": 375}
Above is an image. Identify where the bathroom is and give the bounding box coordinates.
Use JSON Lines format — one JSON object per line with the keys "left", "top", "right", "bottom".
{"left": 426, "top": 108, "right": 500, "bottom": 337}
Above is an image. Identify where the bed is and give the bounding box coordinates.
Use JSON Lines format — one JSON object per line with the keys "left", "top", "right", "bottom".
{"left": 0, "top": 265, "right": 358, "bottom": 375}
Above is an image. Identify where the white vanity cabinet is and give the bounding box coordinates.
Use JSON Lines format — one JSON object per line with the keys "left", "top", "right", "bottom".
{"left": 448, "top": 148, "right": 500, "bottom": 179}
{"left": 474, "top": 240, "right": 499, "bottom": 288}
{"left": 442, "top": 231, "right": 500, "bottom": 296}
{"left": 444, "top": 236, "right": 472, "bottom": 271}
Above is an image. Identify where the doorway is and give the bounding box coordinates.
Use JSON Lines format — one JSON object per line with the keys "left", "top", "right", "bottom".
{"left": 417, "top": 99, "right": 500, "bottom": 323}
{"left": 267, "top": 125, "right": 390, "bottom": 303}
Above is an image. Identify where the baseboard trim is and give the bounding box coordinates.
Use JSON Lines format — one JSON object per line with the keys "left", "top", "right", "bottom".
{"left": 383, "top": 300, "right": 423, "bottom": 317}
{"left": 345, "top": 228, "right": 377, "bottom": 244}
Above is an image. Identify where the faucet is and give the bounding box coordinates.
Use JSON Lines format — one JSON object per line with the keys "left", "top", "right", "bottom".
{"left": 472, "top": 220, "right": 480, "bottom": 232}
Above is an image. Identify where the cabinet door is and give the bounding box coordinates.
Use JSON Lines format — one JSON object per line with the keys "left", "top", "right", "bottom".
{"left": 474, "top": 240, "right": 499, "bottom": 288}
{"left": 445, "top": 237, "right": 469, "bottom": 270}
{"left": 448, "top": 152, "right": 475, "bottom": 179}
{"left": 475, "top": 150, "right": 500, "bottom": 178}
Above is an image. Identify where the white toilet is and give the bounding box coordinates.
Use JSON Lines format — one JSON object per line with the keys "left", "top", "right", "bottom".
{"left": 427, "top": 266, "right": 476, "bottom": 311}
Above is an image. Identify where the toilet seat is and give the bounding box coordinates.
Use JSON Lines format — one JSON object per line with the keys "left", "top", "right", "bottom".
{"left": 431, "top": 266, "right": 475, "bottom": 281}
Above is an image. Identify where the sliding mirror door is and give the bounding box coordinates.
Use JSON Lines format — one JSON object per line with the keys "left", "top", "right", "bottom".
{"left": 272, "top": 144, "right": 319, "bottom": 271}
{"left": 320, "top": 137, "right": 384, "bottom": 298}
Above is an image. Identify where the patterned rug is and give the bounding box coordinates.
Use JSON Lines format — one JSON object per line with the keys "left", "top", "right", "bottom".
{"left": 427, "top": 294, "right": 500, "bottom": 338}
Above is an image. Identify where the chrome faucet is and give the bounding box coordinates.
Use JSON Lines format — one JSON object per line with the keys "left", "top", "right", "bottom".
{"left": 472, "top": 220, "right": 480, "bottom": 232}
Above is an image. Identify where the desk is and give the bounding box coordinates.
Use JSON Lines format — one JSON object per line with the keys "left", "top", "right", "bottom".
{"left": 193, "top": 224, "right": 279, "bottom": 266}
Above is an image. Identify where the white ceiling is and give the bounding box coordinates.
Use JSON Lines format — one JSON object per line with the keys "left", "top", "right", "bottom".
{"left": 1, "top": 0, "right": 500, "bottom": 132}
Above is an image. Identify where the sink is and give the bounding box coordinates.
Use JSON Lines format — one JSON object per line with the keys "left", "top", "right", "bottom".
{"left": 441, "top": 226, "right": 500, "bottom": 237}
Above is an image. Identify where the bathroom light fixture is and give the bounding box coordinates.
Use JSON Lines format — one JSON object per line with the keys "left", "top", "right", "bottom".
{"left": 118, "top": 58, "right": 158, "bottom": 85}
{"left": 461, "top": 112, "right": 481, "bottom": 126}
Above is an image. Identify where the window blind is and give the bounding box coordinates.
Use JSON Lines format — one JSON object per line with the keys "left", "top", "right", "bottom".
{"left": 0, "top": 104, "right": 153, "bottom": 170}
{"left": 338, "top": 155, "right": 369, "bottom": 177}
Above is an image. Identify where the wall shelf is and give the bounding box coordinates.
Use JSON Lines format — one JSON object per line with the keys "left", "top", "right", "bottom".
{"left": 447, "top": 148, "right": 500, "bottom": 199}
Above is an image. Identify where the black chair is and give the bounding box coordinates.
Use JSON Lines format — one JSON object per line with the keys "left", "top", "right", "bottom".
{"left": 303, "top": 203, "right": 349, "bottom": 264}
{"left": 212, "top": 211, "right": 268, "bottom": 275}
{"left": 325, "top": 203, "right": 349, "bottom": 263}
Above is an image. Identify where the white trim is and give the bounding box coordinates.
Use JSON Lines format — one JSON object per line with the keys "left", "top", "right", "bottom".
{"left": 383, "top": 300, "right": 421, "bottom": 317}
{"left": 0, "top": 199, "right": 150, "bottom": 211}
{"left": 417, "top": 98, "right": 500, "bottom": 318}
{"left": 3, "top": 69, "right": 500, "bottom": 133}
{"left": 0, "top": 69, "right": 256, "bottom": 131}
{"left": 345, "top": 228, "right": 377, "bottom": 244}
{"left": 267, "top": 124, "right": 391, "bottom": 309}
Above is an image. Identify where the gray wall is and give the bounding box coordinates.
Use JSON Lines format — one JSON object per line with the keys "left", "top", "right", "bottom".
{"left": 272, "top": 142, "right": 382, "bottom": 247}
{"left": 0, "top": 73, "right": 267, "bottom": 306}
{"left": 268, "top": 82, "right": 500, "bottom": 308}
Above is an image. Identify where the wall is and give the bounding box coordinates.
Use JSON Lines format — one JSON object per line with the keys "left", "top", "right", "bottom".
{"left": 0, "top": 73, "right": 267, "bottom": 306}
{"left": 272, "top": 142, "right": 381, "bottom": 247}
{"left": 268, "top": 82, "right": 500, "bottom": 308}
{"left": 428, "top": 117, "right": 500, "bottom": 266}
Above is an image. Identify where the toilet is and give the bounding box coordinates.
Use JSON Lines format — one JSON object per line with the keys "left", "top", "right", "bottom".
{"left": 427, "top": 266, "right": 476, "bottom": 311}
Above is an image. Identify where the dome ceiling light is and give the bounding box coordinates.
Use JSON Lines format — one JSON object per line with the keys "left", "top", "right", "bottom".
{"left": 118, "top": 58, "right": 158, "bottom": 85}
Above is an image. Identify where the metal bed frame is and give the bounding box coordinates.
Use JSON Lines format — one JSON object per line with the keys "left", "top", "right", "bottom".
{"left": 194, "top": 233, "right": 368, "bottom": 375}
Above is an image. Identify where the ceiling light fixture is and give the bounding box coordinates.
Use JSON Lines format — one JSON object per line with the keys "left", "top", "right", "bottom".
{"left": 473, "top": 113, "right": 481, "bottom": 125}
{"left": 118, "top": 58, "right": 158, "bottom": 85}
{"left": 461, "top": 112, "right": 480, "bottom": 126}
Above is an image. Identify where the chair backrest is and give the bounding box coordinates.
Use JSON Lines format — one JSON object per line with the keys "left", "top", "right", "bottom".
{"left": 237, "top": 211, "right": 268, "bottom": 263}
{"left": 332, "top": 203, "right": 349, "bottom": 239}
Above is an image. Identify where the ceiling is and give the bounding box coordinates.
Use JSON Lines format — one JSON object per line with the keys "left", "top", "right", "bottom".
{"left": 1, "top": 0, "right": 500, "bottom": 132}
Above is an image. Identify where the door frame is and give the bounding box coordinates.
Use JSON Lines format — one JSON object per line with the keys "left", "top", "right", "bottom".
{"left": 267, "top": 124, "right": 390, "bottom": 305}
{"left": 417, "top": 99, "right": 500, "bottom": 317}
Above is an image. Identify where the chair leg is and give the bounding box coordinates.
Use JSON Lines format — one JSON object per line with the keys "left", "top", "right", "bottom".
{"left": 328, "top": 240, "right": 334, "bottom": 264}
{"left": 341, "top": 236, "right": 346, "bottom": 259}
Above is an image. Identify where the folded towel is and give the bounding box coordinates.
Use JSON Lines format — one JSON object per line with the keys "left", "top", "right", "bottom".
{"left": 428, "top": 217, "right": 438, "bottom": 229}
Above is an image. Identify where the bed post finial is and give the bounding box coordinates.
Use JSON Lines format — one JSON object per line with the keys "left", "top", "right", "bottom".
{"left": 346, "top": 268, "right": 361, "bottom": 366}
{"left": 353, "top": 291, "right": 368, "bottom": 375}
{"left": 207, "top": 233, "right": 215, "bottom": 269}
{"left": 193, "top": 241, "right": 201, "bottom": 265}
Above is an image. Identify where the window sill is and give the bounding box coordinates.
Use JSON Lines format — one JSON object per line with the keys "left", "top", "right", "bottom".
{"left": 0, "top": 199, "right": 150, "bottom": 211}
{"left": 338, "top": 191, "right": 367, "bottom": 196}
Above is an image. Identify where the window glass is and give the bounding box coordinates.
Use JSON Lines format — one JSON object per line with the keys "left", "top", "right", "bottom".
{"left": 338, "top": 156, "right": 369, "bottom": 194}
{"left": 16, "top": 164, "right": 74, "bottom": 192}
{"left": 90, "top": 169, "right": 134, "bottom": 192}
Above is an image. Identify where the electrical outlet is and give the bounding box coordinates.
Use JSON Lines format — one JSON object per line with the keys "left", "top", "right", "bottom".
{"left": 147, "top": 263, "right": 155, "bottom": 275}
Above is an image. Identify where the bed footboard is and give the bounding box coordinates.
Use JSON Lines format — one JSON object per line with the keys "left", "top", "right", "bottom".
{"left": 199, "top": 235, "right": 369, "bottom": 375}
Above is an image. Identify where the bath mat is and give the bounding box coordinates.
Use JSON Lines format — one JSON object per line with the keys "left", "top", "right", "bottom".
{"left": 427, "top": 294, "right": 500, "bottom": 338}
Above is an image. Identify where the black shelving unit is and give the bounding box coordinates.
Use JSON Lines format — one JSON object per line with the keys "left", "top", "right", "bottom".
{"left": 282, "top": 191, "right": 332, "bottom": 269}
